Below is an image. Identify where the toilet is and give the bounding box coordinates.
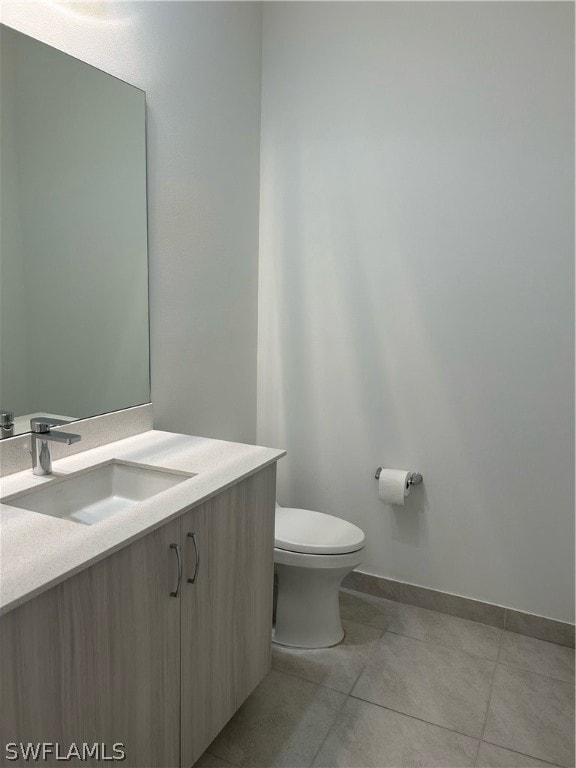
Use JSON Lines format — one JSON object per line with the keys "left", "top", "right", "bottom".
{"left": 273, "top": 503, "right": 365, "bottom": 648}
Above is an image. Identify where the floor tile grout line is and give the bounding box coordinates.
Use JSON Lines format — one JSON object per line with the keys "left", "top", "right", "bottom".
{"left": 345, "top": 586, "right": 502, "bottom": 629}
{"left": 269, "top": 662, "right": 351, "bottom": 695}
{"left": 338, "top": 618, "right": 388, "bottom": 645}
{"left": 348, "top": 691, "right": 484, "bottom": 743}
{"left": 473, "top": 627, "right": 504, "bottom": 766}
{"left": 271, "top": 622, "right": 386, "bottom": 696}
{"left": 345, "top": 625, "right": 388, "bottom": 696}
{"left": 360, "top": 583, "right": 506, "bottom": 631}
{"left": 342, "top": 618, "right": 573, "bottom": 676}
{"left": 383, "top": 628, "right": 501, "bottom": 663}
{"left": 495, "top": 659, "right": 576, "bottom": 686}
{"left": 340, "top": 613, "right": 502, "bottom": 661}
{"left": 204, "top": 751, "right": 240, "bottom": 768}
{"left": 341, "top": 591, "right": 505, "bottom": 660}
{"left": 480, "top": 738, "right": 568, "bottom": 768}
{"left": 307, "top": 691, "right": 350, "bottom": 768}
{"left": 502, "top": 622, "right": 576, "bottom": 651}
{"left": 307, "top": 633, "right": 386, "bottom": 768}
{"left": 371, "top": 626, "right": 501, "bottom": 665}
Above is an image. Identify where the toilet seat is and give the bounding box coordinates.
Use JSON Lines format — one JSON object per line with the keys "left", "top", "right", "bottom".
{"left": 275, "top": 505, "right": 365, "bottom": 555}
{"left": 274, "top": 546, "right": 364, "bottom": 569}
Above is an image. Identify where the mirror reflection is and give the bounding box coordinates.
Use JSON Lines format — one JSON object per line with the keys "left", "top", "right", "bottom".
{"left": 0, "top": 25, "right": 150, "bottom": 438}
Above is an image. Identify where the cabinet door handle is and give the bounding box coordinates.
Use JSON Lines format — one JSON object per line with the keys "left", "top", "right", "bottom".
{"left": 170, "top": 543, "right": 182, "bottom": 598}
{"left": 187, "top": 532, "right": 200, "bottom": 584}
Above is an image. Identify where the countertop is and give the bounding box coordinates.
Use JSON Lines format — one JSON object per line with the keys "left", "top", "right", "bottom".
{"left": 0, "top": 430, "right": 285, "bottom": 616}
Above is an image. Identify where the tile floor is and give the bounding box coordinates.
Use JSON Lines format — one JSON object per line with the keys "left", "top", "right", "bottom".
{"left": 195, "top": 589, "right": 575, "bottom": 768}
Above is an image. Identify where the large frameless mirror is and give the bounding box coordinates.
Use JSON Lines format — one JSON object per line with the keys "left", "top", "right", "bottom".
{"left": 0, "top": 25, "right": 150, "bottom": 438}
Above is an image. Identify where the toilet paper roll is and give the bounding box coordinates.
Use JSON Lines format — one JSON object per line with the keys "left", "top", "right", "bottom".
{"left": 378, "top": 469, "right": 411, "bottom": 506}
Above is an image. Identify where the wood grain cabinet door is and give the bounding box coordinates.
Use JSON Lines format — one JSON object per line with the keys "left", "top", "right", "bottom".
{"left": 0, "top": 518, "right": 182, "bottom": 768}
{"left": 180, "top": 465, "right": 276, "bottom": 768}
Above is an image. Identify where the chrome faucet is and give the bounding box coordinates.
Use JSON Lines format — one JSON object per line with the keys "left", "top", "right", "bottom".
{"left": 0, "top": 410, "right": 15, "bottom": 439}
{"left": 30, "top": 418, "right": 81, "bottom": 476}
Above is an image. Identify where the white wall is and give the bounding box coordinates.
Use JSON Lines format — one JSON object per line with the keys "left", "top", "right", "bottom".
{"left": 1, "top": 0, "right": 262, "bottom": 443}
{"left": 258, "top": 2, "right": 575, "bottom": 622}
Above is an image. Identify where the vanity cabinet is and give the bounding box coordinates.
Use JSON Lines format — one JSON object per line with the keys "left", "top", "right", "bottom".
{"left": 180, "top": 469, "right": 276, "bottom": 767}
{"left": 0, "top": 464, "right": 276, "bottom": 768}
{"left": 0, "top": 516, "right": 182, "bottom": 767}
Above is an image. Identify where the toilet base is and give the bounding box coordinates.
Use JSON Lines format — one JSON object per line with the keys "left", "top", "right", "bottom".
{"left": 272, "top": 627, "right": 344, "bottom": 649}
{"left": 273, "top": 560, "right": 359, "bottom": 649}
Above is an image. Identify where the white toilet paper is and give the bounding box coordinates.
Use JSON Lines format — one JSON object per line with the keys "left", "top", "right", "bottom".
{"left": 378, "top": 469, "right": 411, "bottom": 506}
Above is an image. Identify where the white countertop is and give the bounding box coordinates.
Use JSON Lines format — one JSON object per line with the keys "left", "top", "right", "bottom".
{"left": 0, "top": 429, "right": 285, "bottom": 616}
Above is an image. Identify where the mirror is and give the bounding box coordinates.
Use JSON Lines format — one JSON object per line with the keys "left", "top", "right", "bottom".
{"left": 0, "top": 25, "right": 150, "bottom": 438}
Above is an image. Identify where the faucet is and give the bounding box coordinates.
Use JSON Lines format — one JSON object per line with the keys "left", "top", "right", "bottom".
{"left": 0, "top": 410, "right": 15, "bottom": 439}
{"left": 30, "top": 417, "right": 81, "bottom": 476}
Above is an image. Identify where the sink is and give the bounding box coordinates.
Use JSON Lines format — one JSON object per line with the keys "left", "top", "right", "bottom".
{"left": 2, "top": 460, "right": 195, "bottom": 525}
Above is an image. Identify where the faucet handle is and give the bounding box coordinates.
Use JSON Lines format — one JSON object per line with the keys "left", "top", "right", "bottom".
{"left": 1, "top": 410, "right": 14, "bottom": 426}
{"left": 30, "top": 416, "right": 69, "bottom": 433}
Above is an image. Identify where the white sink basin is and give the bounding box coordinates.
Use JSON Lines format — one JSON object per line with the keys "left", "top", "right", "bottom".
{"left": 2, "top": 460, "right": 195, "bottom": 525}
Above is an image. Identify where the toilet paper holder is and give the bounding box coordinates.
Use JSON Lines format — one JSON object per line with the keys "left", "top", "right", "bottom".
{"left": 375, "top": 466, "right": 423, "bottom": 486}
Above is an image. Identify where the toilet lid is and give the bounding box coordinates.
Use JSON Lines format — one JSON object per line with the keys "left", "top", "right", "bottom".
{"left": 275, "top": 506, "right": 365, "bottom": 555}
